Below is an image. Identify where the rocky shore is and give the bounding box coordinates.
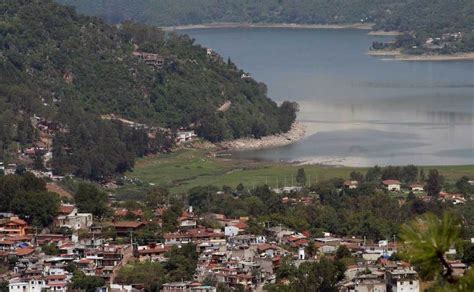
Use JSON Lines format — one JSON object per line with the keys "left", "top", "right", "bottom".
{"left": 218, "top": 122, "right": 306, "bottom": 151}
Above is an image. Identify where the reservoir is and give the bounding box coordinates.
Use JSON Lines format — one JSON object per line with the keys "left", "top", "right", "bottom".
{"left": 183, "top": 28, "right": 474, "bottom": 166}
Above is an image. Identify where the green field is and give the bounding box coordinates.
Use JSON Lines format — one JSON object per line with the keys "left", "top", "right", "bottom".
{"left": 125, "top": 149, "right": 474, "bottom": 194}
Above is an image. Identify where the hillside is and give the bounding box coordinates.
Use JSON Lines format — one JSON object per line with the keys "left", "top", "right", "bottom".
{"left": 0, "top": 1, "right": 297, "bottom": 179}
{"left": 58, "top": 0, "right": 474, "bottom": 54}
{"left": 57, "top": 0, "right": 396, "bottom": 26}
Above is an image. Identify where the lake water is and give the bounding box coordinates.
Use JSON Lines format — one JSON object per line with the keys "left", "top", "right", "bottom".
{"left": 182, "top": 28, "right": 474, "bottom": 166}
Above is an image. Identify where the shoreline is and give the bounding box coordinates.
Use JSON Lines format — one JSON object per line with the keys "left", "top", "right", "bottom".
{"left": 217, "top": 122, "right": 306, "bottom": 151}
{"left": 367, "top": 30, "right": 401, "bottom": 36}
{"left": 161, "top": 22, "right": 374, "bottom": 31}
{"left": 368, "top": 50, "right": 474, "bottom": 61}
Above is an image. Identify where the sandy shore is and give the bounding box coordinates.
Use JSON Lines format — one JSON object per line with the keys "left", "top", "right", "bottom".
{"left": 218, "top": 122, "right": 306, "bottom": 151}
{"left": 368, "top": 31, "right": 401, "bottom": 36}
{"left": 162, "top": 22, "right": 374, "bottom": 31}
{"left": 367, "top": 50, "right": 402, "bottom": 56}
{"left": 394, "top": 52, "right": 474, "bottom": 61}
{"left": 368, "top": 50, "right": 474, "bottom": 61}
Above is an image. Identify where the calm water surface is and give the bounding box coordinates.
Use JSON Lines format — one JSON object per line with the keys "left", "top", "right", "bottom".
{"left": 183, "top": 28, "right": 474, "bottom": 166}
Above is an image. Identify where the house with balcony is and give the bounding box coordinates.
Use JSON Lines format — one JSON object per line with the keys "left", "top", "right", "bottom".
{"left": 0, "top": 217, "right": 28, "bottom": 237}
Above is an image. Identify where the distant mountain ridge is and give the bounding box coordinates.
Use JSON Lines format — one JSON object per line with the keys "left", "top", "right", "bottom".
{"left": 57, "top": 0, "right": 474, "bottom": 54}
{"left": 56, "top": 0, "right": 473, "bottom": 32}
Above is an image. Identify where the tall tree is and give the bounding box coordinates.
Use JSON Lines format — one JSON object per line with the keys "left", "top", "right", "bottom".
{"left": 74, "top": 183, "right": 108, "bottom": 217}
{"left": 350, "top": 171, "right": 365, "bottom": 183}
{"left": 426, "top": 169, "right": 443, "bottom": 197}
{"left": 365, "top": 165, "right": 382, "bottom": 182}
{"left": 296, "top": 168, "right": 307, "bottom": 186}
{"left": 401, "top": 165, "right": 418, "bottom": 183}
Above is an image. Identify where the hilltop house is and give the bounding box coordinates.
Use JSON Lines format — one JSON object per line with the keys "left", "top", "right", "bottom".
{"left": 132, "top": 51, "right": 165, "bottom": 69}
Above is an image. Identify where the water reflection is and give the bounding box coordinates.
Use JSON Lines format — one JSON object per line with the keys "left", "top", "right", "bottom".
{"left": 183, "top": 28, "right": 474, "bottom": 166}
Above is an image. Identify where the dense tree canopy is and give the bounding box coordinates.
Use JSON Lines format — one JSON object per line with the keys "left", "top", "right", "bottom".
{"left": 74, "top": 183, "right": 109, "bottom": 217}
{"left": 116, "top": 244, "right": 198, "bottom": 291}
{"left": 0, "top": 1, "right": 297, "bottom": 177}
{"left": 0, "top": 173, "right": 60, "bottom": 227}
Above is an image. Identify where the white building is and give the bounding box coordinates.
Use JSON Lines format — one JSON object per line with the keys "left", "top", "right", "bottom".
{"left": 386, "top": 268, "right": 420, "bottom": 292}
{"left": 176, "top": 131, "right": 197, "bottom": 143}
{"left": 383, "top": 180, "right": 401, "bottom": 192}
{"left": 55, "top": 204, "right": 93, "bottom": 230}
{"left": 9, "top": 278, "right": 47, "bottom": 292}
{"left": 409, "top": 184, "right": 424, "bottom": 192}
{"left": 298, "top": 247, "right": 305, "bottom": 260}
{"left": 225, "top": 226, "right": 240, "bottom": 237}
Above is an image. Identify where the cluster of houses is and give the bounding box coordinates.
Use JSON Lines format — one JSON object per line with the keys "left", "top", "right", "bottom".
{"left": 1, "top": 159, "right": 472, "bottom": 292}
{"left": 344, "top": 179, "right": 420, "bottom": 193}
{"left": 3, "top": 116, "right": 64, "bottom": 180}
{"left": 342, "top": 179, "right": 468, "bottom": 205}
{"left": 0, "top": 190, "right": 472, "bottom": 292}
{"left": 2, "top": 143, "right": 472, "bottom": 292}
{"left": 424, "top": 32, "right": 464, "bottom": 50}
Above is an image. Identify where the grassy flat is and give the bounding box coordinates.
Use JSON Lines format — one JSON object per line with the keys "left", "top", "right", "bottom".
{"left": 126, "top": 149, "right": 474, "bottom": 194}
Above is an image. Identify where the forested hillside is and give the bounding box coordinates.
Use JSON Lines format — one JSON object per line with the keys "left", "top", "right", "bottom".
{"left": 0, "top": 1, "right": 296, "bottom": 179}
{"left": 58, "top": 0, "right": 474, "bottom": 53}
{"left": 57, "top": 0, "right": 396, "bottom": 26}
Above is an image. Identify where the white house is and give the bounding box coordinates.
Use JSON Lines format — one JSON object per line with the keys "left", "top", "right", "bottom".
{"left": 9, "top": 278, "right": 47, "bottom": 292}
{"left": 176, "top": 130, "right": 197, "bottom": 143}
{"left": 383, "top": 180, "right": 401, "bottom": 192}
{"left": 225, "top": 226, "right": 240, "bottom": 237}
{"left": 55, "top": 204, "right": 93, "bottom": 230}
{"left": 410, "top": 184, "right": 424, "bottom": 192}
{"left": 386, "top": 268, "right": 420, "bottom": 292}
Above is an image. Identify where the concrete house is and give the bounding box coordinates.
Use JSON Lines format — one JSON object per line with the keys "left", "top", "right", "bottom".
{"left": 0, "top": 217, "right": 28, "bottom": 237}
{"left": 386, "top": 268, "right": 420, "bottom": 292}
{"left": 344, "top": 180, "right": 359, "bottom": 189}
{"left": 55, "top": 204, "right": 93, "bottom": 230}
{"left": 409, "top": 184, "right": 424, "bottom": 192}
{"left": 383, "top": 180, "right": 401, "bottom": 192}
